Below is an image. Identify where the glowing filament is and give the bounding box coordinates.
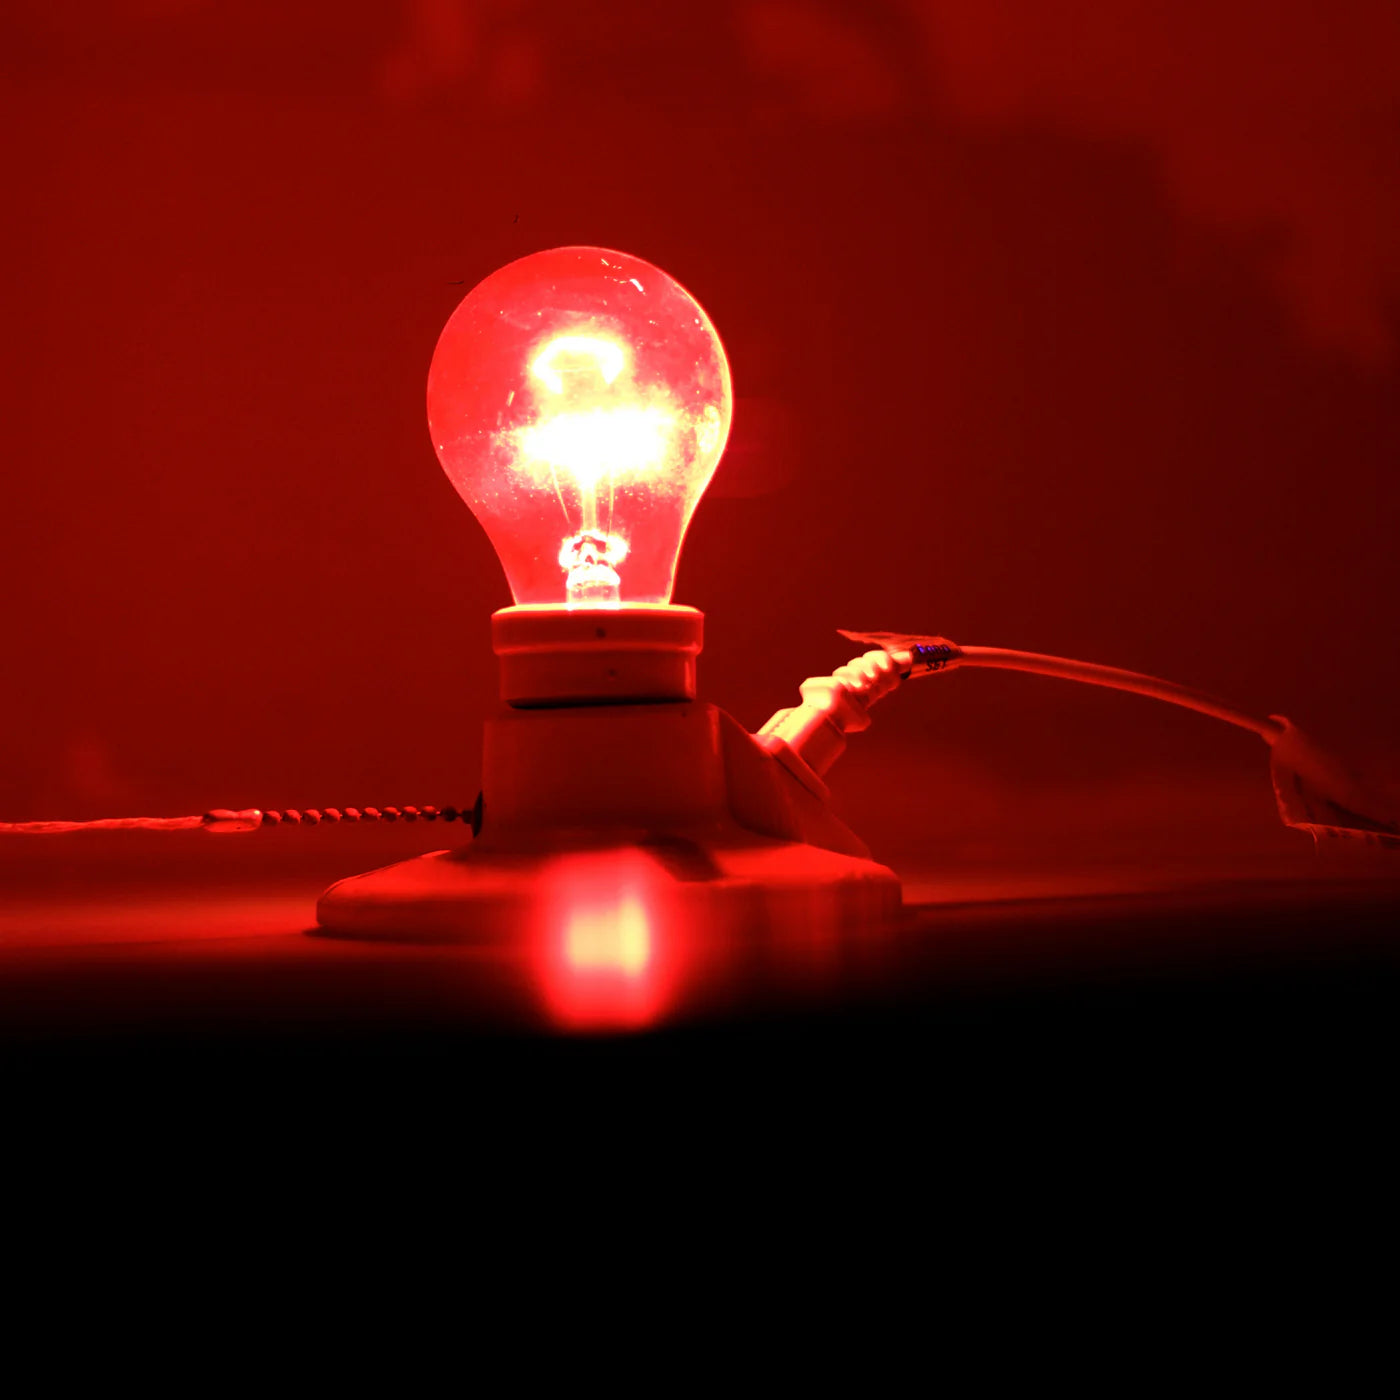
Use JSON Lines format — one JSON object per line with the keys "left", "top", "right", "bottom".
{"left": 517, "top": 405, "right": 674, "bottom": 489}
{"left": 512, "top": 331, "right": 679, "bottom": 607}
{"left": 530, "top": 335, "right": 626, "bottom": 395}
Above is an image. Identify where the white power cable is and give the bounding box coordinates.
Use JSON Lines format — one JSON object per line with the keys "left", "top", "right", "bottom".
{"left": 758, "top": 630, "right": 1284, "bottom": 792}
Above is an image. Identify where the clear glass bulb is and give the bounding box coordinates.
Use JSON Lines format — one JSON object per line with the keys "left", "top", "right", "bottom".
{"left": 427, "top": 246, "right": 733, "bottom": 609}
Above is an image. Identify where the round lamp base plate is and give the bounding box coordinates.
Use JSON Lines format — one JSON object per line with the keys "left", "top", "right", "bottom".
{"left": 315, "top": 836, "right": 901, "bottom": 944}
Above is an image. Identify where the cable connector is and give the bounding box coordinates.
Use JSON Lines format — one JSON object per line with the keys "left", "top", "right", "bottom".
{"left": 756, "top": 647, "right": 904, "bottom": 792}
{"left": 837, "top": 630, "right": 964, "bottom": 676}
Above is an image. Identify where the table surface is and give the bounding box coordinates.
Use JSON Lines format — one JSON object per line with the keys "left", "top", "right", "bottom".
{"left": 4, "top": 829, "right": 1397, "bottom": 1213}
{"left": 4, "top": 826, "right": 1397, "bottom": 1050}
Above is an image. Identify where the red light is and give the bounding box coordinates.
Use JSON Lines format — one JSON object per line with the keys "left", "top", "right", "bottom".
{"left": 533, "top": 852, "right": 678, "bottom": 1030}
{"left": 565, "top": 894, "right": 652, "bottom": 977}
{"left": 427, "top": 247, "right": 733, "bottom": 608}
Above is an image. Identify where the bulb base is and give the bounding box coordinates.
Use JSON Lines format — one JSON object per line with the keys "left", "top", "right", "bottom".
{"left": 315, "top": 700, "right": 901, "bottom": 950}
{"left": 492, "top": 604, "right": 702, "bottom": 708}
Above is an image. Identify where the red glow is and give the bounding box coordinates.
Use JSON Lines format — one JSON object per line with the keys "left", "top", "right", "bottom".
{"left": 565, "top": 894, "right": 652, "bottom": 977}
{"left": 534, "top": 853, "right": 678, "bottom": 1031}
{"left": 427, "top": 247, "right": 732, "bottom": 609}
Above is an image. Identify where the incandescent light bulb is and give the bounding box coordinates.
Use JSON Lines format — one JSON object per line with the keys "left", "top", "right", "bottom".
{"left": 427, "top": 246, "right": 733, "bottom": 609}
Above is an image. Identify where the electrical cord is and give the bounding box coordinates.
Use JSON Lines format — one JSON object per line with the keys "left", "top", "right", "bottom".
{"left": 847, "top": 634, "right": 1283, "bottom": 740}
{"left": 0, "top": 796, "right": 483, "bottom": 837}
{"left": 766, "top": 629, "right": 1393, "bottom": 847}
{"left": 4, "top": 634, "right": 1393, "bottom": 847}
{"left": 781, "top": 629, "right": 1283, "bottom": 757}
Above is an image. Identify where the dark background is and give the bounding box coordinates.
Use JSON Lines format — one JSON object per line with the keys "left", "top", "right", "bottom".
{"left": 3, "top": 0, "right": 1399, "bottom": 887}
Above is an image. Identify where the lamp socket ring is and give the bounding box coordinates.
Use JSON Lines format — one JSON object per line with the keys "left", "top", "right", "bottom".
{"left": 492, "top": 604, "right": 703, "bottom": 707}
